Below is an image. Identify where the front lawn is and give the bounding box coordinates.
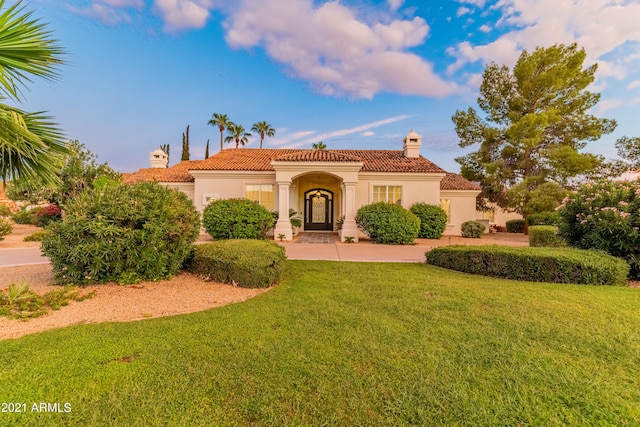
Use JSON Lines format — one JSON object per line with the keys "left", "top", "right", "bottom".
{"left": 1, "top": 261, "right": 639, "bottom": 426}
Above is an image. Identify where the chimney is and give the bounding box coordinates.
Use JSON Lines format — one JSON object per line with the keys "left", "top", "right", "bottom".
{"left": 403, "top": 130, "right": 421, "bottom": 158}
{"left": 150, "top": 148, "right": 168, "bottom": 168}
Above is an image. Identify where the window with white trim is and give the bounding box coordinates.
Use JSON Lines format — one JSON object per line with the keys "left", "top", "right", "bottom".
{"left": 439, "top": 199, "right": 451, "bottom": 223}
{"left": 372, "top": 185, "right": 402, "bottom": 205}
{"left": 246, "top": 184, "right": 275, "bottom": 210}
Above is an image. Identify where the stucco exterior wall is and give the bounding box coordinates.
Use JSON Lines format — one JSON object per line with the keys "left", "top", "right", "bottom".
{"left": 440, "top": 190, "right": 481, "bottom": 235}
{"left": 190, "top": 171, "right": 276, "bottom": 213}
{"left": 355, "top": 173, "right": 444, "bottom": 209}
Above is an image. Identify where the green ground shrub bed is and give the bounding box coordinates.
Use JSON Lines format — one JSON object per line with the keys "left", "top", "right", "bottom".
{"left": 41, "top": 182, "right": 200, "bottom": 285}
{"left": 529, "top": 225, "right": 566, "bottom": 247}
{"left": 426, "top": 245, "right": 629, "bottom": 286}
{"left": 355, "top": 202, "right": 420, "bottom": 244}
{"left": 190, "top": 239, "right": 286, "bottom": 288}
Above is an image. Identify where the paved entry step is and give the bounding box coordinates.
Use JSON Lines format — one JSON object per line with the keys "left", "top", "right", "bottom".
{"left": 294, "top": 233, "right": 338, "bottom": 244}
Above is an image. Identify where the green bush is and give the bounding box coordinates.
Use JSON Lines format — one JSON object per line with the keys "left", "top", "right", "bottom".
{"left": 460, "top": 220, "right": 485, "bottom": 238}
{"left": 41, "top": 182, "right": 200, "bottom": 285}
{"left": 426, "top": 245, "right": 628, "bottom": 286}
{"left": 558, "top": 179, "right": 640, "bottom": 278}
{"left": 0, "top": 204, "right": 12, "bottom": 217}
{"left": 527, "top": 211, "right": 559, "bottom": 226}
{"left": 190, "top": 240, "right": 286, "bottom": 288}
{"left": 203, "top": 198, "right": 275, "bottom": 240}
{"left": 0, "top": 218, "right": 13, "bottom": 240}
{"left": 355, "top": 202, "right": 419, "bottom": 245}
{"left": 529, "top": 225, "right": 565, "bottom": 247}
{"left": 410, "top": 203, "right": 448, "bottom": 239}
{"left": 11, "top": 208, "right": 37, "bottom": 225}
{"left": 506, "top": 219, "right": 525, "bottom": 233}
{"left": 24, "top": 230, "right": 49, "bottom": 242}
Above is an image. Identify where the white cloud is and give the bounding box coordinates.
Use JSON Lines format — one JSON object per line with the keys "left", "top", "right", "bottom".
{"left": 362, "top": 131, "right": 375, "bottom": 136}
{"left": 478, "top": 24, "right": 491, "bottom": 33}
{"left": 593, "top": 96, "right": 640, "bottom": 115}
{"left": 222, "top": 0, "right": 456, "bottom": 99}
{"left": 153, "top": 0, "right": 214, "bottom": 31}
{"left": 447, "top": 0, "right": 640, "bottom": 85}
{"left": 628, "top": 80, "right": 640, "bottom": 90}
{"left": 457, "top": 7, "right": 472, "bottom": 17}
{"left": 67, "top": 0, "right": 144, "bottom": 25}
{"left": 387, "top": 0, "right": 404, "bottom": 11}
{"left": 458, "top": 0, "right": 486, "bottom": 6}
{"left": 279, "top": 115, "right": 411, "bottom": 148}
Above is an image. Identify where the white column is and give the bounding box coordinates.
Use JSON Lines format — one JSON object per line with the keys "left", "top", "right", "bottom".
{"left": 340, "top": 181, "right": 359, "bottom": 242}
{"left": 274, "top": 180, "right": 293, "bottom": 241}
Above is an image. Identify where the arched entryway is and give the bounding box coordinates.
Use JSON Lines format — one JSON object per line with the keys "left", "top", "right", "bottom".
{"left": 304, "top": 188, "right": 334, "bottom": 231}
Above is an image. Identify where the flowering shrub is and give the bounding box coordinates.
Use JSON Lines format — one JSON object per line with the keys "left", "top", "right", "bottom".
{"left": 0, "top": 217, "right": 13, "bottom": 240}
{"left": 557, "top": 178, "right": 640, "bottom": 278}
{"left": 34, "top": 204, "right": 62, "bottom": 227}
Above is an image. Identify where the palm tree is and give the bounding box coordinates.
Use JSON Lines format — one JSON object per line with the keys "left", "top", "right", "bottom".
{"left": 207, "top": 113, "right": 231, "bottom": 152}
{"left": 251, "top": 121, "right": 275, "bottom": 149}
{"left": 0, "top": 0, "right": 68, "bottom": 185}
{"left": 224, "top": 123, "right": 251, "bottom": 149}
{"left": 312, "top": 141, "right": 327, "bottom": 149}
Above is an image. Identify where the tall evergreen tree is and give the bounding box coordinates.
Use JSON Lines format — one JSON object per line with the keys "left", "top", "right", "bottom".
{"left": 452, "top": 43, "right": 616, "bottom": 221}
{"left": 159, "top": 144, "right": 170, "bottom": 167}
{"left": 205, "top": 139, "right": 209, "bottom": 158}
{"left": 181, "top": 125, "right": 190, "bottom": 161}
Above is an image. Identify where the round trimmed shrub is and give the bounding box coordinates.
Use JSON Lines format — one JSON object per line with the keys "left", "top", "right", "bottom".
{"left": 190, "top": 240, "right": 286, "bottom": 288}
{"left": 461, "top": 220, "right": 485, "bottom": 238}
{"left": 506, "top": 219, "right": 525, "bottom": 233}
{"left": 203, "top": 198, "right": 275, "bottom": 240}
{"left": 558, "top": 178, "right": 640, "bottom": 278}
{"left": 41, "top": 182, "right": 200, "bottom": 284}
{"left": 527, "top": 211, "right": 559, "bottom": 226}
{"left": 0, "top": 217, "right": 13, "bottom": 240}
{"left": 410, "top": 202, "right": 448, "bottom": 239}
{"left": 355, "top": 202, "right": 420, "bottom": 245}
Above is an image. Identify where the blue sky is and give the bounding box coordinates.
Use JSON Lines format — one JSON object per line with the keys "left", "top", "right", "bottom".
{"left": 17, "top": 0, "right": 640, "bottom": 172}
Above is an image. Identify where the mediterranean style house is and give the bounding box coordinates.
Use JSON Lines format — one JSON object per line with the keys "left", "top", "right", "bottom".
{"left": 124, "top": 130, "right": 481, "bottom": 241}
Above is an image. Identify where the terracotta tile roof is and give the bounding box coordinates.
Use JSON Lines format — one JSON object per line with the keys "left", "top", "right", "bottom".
{"left": 122, "top": 160, "right": 199, "bottom": 183}
{"left": 191, "top": 148, "right": 446, "bottom": 173}
{"left": 440, "top": 173, "right": 481, "bottom": 191}
{"left": 274, "top": 150, "right": 362, "bottom": 162}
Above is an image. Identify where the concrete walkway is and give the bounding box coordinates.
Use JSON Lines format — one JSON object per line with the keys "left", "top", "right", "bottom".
{"left": 0, "top": 233, "right": 529, "bottom": 267}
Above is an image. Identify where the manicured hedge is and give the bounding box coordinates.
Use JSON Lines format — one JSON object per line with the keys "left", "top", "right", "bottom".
{"left": 528, "top": 225, "right": 565, "bottom": 247}
{"left": 425, "top": 245, "right": 628, "bottom": 286}
{"left": 506, "top": 219, "right": 525, "bottom": 233}
{"left": 190, "top": 240, "right": 286, "bottom": 288}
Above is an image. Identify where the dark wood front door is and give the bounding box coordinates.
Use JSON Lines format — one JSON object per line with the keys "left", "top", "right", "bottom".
{"left": 304, "top": 189, "right": 334, "bottom": 231}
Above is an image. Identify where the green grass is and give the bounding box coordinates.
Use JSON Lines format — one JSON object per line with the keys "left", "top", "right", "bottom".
{"left": 1, "top": 261, "right": 639, "bottom": 426}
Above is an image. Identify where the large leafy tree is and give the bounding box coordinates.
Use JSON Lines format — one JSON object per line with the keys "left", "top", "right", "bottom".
{"left": 225, "top": 123, "right": 251, "bottom": 149}
{"left": 0, "top": 0, "right": 68, "bottom": 185}
{"left": 8, "top": 140, "right": 120, "bottom": 204}
{"left": 208, "top": 113, "right": 231, "bottom": 152}
{"left": 453, "top": 43, "right": 616, "bottom": 219}
{"left": 251, "top": 121, "right": 275, "bottom": 149}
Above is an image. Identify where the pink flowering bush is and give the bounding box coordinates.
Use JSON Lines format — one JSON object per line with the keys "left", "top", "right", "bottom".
{"left": 557, "top": 178, "right": 640, "bottom": 278}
